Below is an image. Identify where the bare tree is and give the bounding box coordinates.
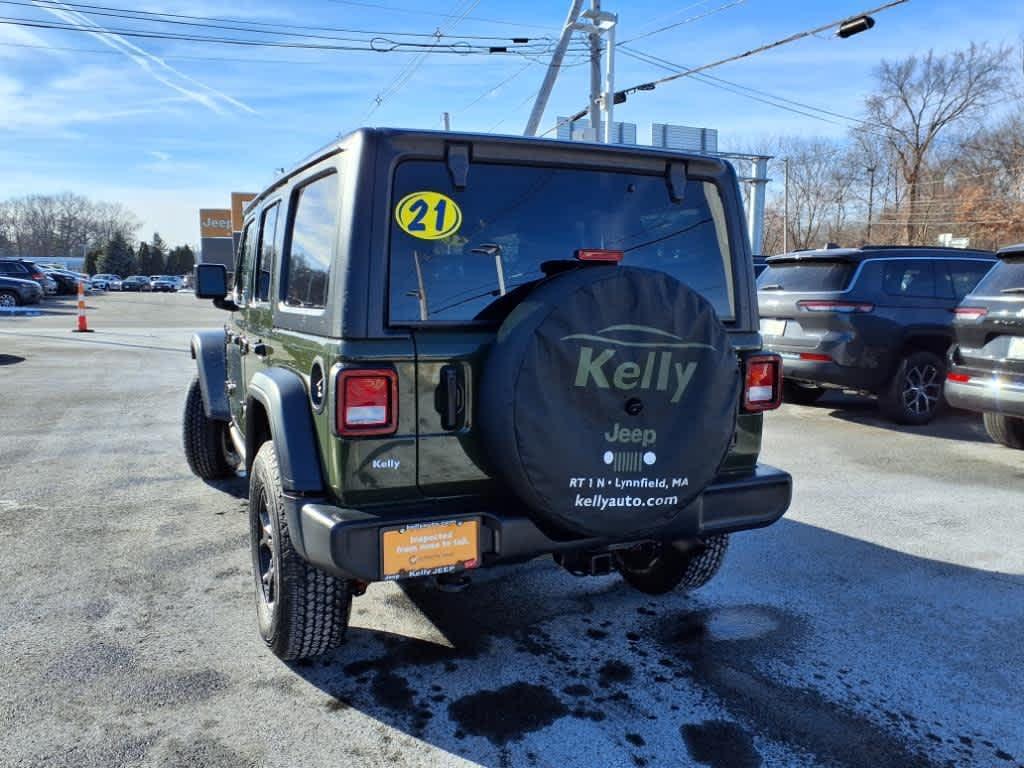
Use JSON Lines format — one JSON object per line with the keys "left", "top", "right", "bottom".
{"left": 865, "top": 43, "right": 1011, "bottom": 244}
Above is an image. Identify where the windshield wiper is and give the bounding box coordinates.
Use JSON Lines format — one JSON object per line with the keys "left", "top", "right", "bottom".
{"left": 1000, "top": 287, "right": 1024, "bottom": 294}
{"left": 758, "top": 283, "right": 784, "bottom": 290}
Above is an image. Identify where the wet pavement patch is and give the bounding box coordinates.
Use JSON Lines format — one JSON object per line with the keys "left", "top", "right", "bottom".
{"left": 660, "top": 606, "right": 943, "bottom": 768}
{"left": 682, "top": 720, "right": 762, "bottom": 768}
{"left": 597, "top": 660, "right": 633, "bottom": 687}
{"left": 371, "top": 671, "right": 415, "bottom": 712}
{"left": 448, "top": 682, "right": 569, "bottom": 745}
{"left": 47, "top": 641, "right": 137, "bottom": 684}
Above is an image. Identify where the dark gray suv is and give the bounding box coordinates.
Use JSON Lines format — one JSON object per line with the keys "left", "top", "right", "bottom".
{"left": 758, "top": 245, "right": 995, "bottom": 424}
{"left": 946, "top": 243, "right": 1024, "bottom": 447}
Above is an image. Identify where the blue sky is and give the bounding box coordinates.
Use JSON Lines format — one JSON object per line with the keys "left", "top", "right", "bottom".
{"left": 1, "top": 0, "right": 1021, "bottom": 245}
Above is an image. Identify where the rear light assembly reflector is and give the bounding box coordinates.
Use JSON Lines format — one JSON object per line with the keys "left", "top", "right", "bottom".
{"left": 946, "top": 372, "right": 971, "bottom": 383}
{"left": 743, "top": 354, "right": 783, "bottom": 412}
{"left": 798, "top": 352, "right": 833, "bottom": 363}
{"left": 797, "top": 300, "right": 873, "bottom": 313}
{"left": 954, "top": 307, "right": 987, "bottom": 321}
{"left": 337, "top": 369, "right": 398, "bottom": 436}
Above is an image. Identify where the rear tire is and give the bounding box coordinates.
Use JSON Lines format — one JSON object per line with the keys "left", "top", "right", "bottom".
{"left": 249, "top": 442, "right": 351, "bottom": 660}
{"left": 182, "top": 377, "right": 239, "bottom": 480}
{"left": 0, "top": 290, "right": 19, "bottom": 308}
{"left": 881, "top": 350, "right": 945, "bottom": 425}
{"left": 614, "top": 536, "right": 729, "bottom": 595}
{"left": 983, "top": 412, "right": 1024, "bottom": 450}
{"left": 782, "top": 381, "right": 825, "bottom": 405}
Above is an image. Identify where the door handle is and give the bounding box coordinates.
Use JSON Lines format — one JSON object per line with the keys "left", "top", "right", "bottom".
{"left": 436, "top": 364, "right": 465, "bottom": 431}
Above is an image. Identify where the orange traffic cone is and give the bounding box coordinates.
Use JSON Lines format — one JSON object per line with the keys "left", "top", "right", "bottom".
{"left": 72, "top": 279, "right": 93, "bottom": 333}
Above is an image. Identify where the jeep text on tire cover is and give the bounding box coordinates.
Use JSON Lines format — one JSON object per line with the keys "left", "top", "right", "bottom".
{"left": 184, "top": 128, "right": 792, "bottom": 660}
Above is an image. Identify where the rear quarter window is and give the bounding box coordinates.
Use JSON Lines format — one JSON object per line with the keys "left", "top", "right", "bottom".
{"left": 387, "top": 160, "right": 736, "bottom": 324}
{"left": 283, "top": 172, "right": 339, "bottom": 310}
{"left": 757, "top": 261, "right": 855, "bottom": 292}
{"left": 970, "top": 259, "right": 1024, "bottom": 297}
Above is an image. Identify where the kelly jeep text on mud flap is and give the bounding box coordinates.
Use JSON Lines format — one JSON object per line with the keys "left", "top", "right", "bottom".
{"left": 184, "top": 128, "right": 792, "bottom": 660}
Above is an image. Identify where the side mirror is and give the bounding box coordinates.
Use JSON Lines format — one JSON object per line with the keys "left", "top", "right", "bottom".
{"left": 194, "top": 264, "right": 239, "bottom": 311}
{"left": 194, "top": 264, "right": 227, "bottom": 299}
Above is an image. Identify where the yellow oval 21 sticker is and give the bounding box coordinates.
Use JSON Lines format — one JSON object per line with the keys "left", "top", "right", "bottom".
{"left": 395, "top": 191, "right": 462, "bottom": 240}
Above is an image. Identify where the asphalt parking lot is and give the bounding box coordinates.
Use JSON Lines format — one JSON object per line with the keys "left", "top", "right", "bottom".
{"left": 1, "top": 293, "right": 1021, "bottom": 768}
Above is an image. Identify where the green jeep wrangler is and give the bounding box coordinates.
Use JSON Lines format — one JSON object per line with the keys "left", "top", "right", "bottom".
{"left": 184, "top": 128, "right": 792, "bottom": 661}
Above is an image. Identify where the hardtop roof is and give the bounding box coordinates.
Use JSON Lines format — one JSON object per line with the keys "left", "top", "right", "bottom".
{"left": 245, "top": 127, "right": 731, "bottom": 216}
{"left": 766, "top": 244, "right": 995, "bottom": 264}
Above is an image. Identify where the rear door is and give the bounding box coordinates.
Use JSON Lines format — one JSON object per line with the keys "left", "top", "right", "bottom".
{"left": 387, "top": 158, "right": 742, "bottom": 498}
{"left": 956, "top": 257, "right": 1024, "bottom": 374}
{"left": 226, "top": 219, "right": 256, "bottom": 429}
{"left": 756, "top": 256, "right": 860, "bottom": 347}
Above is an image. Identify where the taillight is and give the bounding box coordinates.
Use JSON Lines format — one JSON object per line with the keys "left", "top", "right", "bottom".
{"left": 743, "top": 354, "right": 782, "bottom": 412}
{"left": 797, "top": 300, "right": 873, "bottom": 313}
{"left": 336, "top": 369, "right": 398, "bottom": 436}
{"left": 799, "top": 352, "right": 832, "bottom": 362}
{"left": 947, "top": 372, "right": 971, "bottom": 383}
{"left": 954, "top": 307, "right": 987, "bottom": 320}
{"left": 30, "top": 272, "right": 45, "bottom": 280}
{"left": 575, "top": 249, "right": 623, "bottom": 263}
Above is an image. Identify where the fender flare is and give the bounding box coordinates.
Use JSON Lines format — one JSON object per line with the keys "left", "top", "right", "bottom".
{"left": 190, "top": 330, "right": 230, "bottom": 421}
{"left": 246, "top": 368, "right": 325, "bottom": 493}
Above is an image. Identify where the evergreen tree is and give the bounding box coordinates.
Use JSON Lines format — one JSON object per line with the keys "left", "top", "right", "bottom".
{"left": 150, "top": 232, "right": 167, "bottom": 274}
{"left": 166, "top": 245, "right": 195, "bottom": 275}
{"left": 136, "top": 241, "right": 152, "bottom": 275}
{"left": 84, "top": 247, "right": 102, "bottom": 275}
{"left": 97, "top": 232, "right": 135, "bottom": 278}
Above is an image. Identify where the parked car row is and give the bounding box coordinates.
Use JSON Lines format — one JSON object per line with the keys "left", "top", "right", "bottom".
{"left": 0, "top": 258, "right": 187, "bottom": 306}
{"left": 757, "top": 243, "right": 1024, "bottom": 448}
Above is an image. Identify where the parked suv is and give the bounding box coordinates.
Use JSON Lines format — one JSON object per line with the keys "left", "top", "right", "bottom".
{"left": 0, "top": 275, "right": 43, "bottom": 307}
{"left": 758, "top": 245, "right": 996, "bottom": 424}
{"left": 0, "top": 258, "right": 51, "bottom": 293}
{"left": 183, "top": 128, "right": 792, "bottom": 660}
{"left": 946, "top": 243, "right": 1024, "bottom": 448}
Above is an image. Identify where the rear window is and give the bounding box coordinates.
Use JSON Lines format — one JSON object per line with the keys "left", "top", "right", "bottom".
{"left": 387, "top": 161, "right": 735, "bottom": 324}
{"left": 757, "top": 260, "right": 855, "bottom": 292}
{"left": 970, "top": 258, "right": 1024, "bottom": 297}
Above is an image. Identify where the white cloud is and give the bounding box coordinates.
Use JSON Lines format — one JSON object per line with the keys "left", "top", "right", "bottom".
{"left": 30, "top": 1, "right": 257, "bottom": 116}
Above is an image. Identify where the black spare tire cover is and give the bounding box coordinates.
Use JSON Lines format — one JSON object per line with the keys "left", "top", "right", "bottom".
{"left": 479, "top": 265, "right": 739, "bottom": 539}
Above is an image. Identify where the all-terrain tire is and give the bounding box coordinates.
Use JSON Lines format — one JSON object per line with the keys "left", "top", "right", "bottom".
{"left": 182, "top": 377, "right": 238, "bottom": 480}
{"left": 983, "top": 412, "right": 1024, "bottom": 450}
{"left": 614, "top": 536, "right": 729, "bottom": 595}
{"left": 0, "top": 290, "right": 19, "bottom": 308}
{"left": 880, "top": 350, "right": 945, "bottom": 425}
{"left": 250, "top": 442, "right": 351, "bottom": 660}
{"left": 782, "top": 381, "right": 825, "bottom": 405}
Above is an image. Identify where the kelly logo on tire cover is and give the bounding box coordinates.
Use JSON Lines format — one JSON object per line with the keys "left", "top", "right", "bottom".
{"left": 564, "top": 324, "right": 714, "bottom": 403}
{"left": 478, "top": 266, "right": 740, "bottom": 539}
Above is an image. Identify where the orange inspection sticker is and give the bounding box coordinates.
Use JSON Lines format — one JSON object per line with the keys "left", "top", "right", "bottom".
{"left": 381, "top": 519, "right": 480, "bottom": 580}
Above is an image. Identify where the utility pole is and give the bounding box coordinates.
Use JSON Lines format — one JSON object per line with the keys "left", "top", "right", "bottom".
{"left": 865, "top": 165, "right": 877, "bottom": 243}
{"left": 524, "top": 0, "right": 584, "bottom": 136}
{"left": 587, "top": 0, "right": 602, "bottom": 141}
{"left": 747, "top": 157, "right": 769, "bottom": 255}
{"left": 783, "top": 158, "right": 790, "bottom": 253}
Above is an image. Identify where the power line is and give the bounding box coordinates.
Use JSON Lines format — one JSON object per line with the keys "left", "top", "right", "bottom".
{"left": 618, "top": 0, "right": 746, "bottom": 45}
{"left": 364, "top": 0, "right": 482, "bottom": 120}
{"left": 325, "top": 0, "right": 558, "bottom": 31}
{"left": 0, "top": 15, "right": 558, "bottom": 53}
{"left": 3, "top": 0, "right": 544, "bottom": 41}
{"left": 539, "top": 0, "right": 910, "bottom": 138}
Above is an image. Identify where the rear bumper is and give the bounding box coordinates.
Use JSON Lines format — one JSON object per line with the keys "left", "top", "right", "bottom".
{"left": 945, "top": 367, "right": 1024, "bottom": 417}
{"left": 283, "top": 465, "right": 792, "bottom": 582}
{"left": 773, "top": 353, "right": 879, "bottom": 392}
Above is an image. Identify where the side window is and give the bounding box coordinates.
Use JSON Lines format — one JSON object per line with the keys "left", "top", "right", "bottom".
{"left": 882, "top": 260, "right": 935, "bottom": 298}
{"left": 233, "top": 219, "right": 256, "bottom": 304}
{"left": 284, "top": 173, "right": 338, "bottom": 310}
{"left": 253, "top": 202, "right": 280, "bottom": 303}
{"left": 949, "top": 260, "right": 993, "bottom": 300}
{"left": 0, "top": 262, "right": 14, "bottom": 274}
